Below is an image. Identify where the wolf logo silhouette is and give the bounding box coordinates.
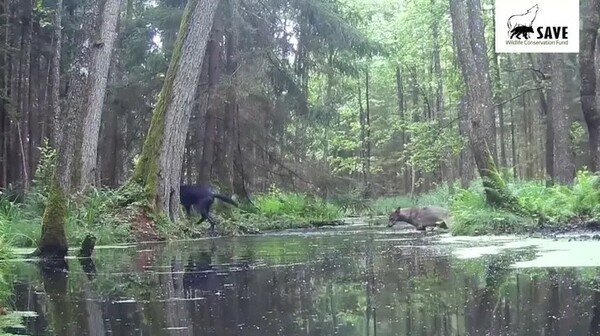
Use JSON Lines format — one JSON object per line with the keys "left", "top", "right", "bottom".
{"left": 507, "top": 4, "right": 538, "bottom": 39}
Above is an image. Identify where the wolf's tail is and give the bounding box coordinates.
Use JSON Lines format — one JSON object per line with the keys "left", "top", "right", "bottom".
{"left": 213, "top": 194, "right": 239, "bottom": 207}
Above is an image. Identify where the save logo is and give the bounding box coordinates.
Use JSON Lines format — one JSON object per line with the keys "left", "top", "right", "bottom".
{"left": 495, "top": 0, "right": 579, "bottom": 53}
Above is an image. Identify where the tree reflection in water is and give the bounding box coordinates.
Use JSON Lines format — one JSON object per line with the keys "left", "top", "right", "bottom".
{"left": 8, "top": 233, "right": 600, "bottom": 335}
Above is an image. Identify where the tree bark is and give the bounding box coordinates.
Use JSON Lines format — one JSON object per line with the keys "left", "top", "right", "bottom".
{"left": 61, "top": 0, "right": 101, "bottom": 192}
{"left": 364, "top": 68, "right": 371, "bottom": 197}
{"left": 198, "top": 24, "right": 222, "bottom": 184}
{"left": 36, "top": 0, "right": 71, "bottom": 260}
{"left": 18, "top": 0, "right": 33, "bottom": 190}
{"left": 358, "top": 78, "right": 366, "bottom": 191}
{"left": 216, "top": 1, "right": 236, "bottom": 194}
{"left": 128, "top": 0, "right": 221, "bottom": 220}
{"left": 395, "top": 65, "right": 406, "bottom": 192}
{"left": 450, "top": 0, "right": 509, "bottom": 206}
{"left": 101, "top": 57, "right": 121, "bottom": 187}
{"left": 50, "top": 0, "right": 63, "bottom": 149}
{"left": 458, "top": 95, "right": 474, "bottom": 188}
{"left": 528, "top": 54, "right": 552, "bottom": 181}
{"left": 580, "top": 0, "right": 600, "bottom": 171}
{"left": 490, "top": 4, "right": 506, "bottom": 168}
{"left": 550, "top": 53, "right": 575, "bottom": 184}
{"left": 78, "top": 0, "right": 123, "bottom": 189}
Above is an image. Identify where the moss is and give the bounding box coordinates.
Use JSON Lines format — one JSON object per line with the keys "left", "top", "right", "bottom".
{"left": 36, "top": 178, "right": 68, "bottom": 258}
{"left": 126, "top": 0, "right": 198, "bottom": 210}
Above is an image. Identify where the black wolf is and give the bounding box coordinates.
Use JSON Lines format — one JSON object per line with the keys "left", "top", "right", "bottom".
{"left": 179, "top": 184, "right": 238, "bottom": 232}
{"left": 388, "top": 205, "right": 451, "bottom": 231}
{"left": 510, "top": 26, "right": 534, "bottom": 40}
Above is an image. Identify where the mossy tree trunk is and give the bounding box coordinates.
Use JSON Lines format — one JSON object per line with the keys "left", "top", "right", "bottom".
{"left": 449, "top": 0, "right": 514, "bottom": 207}
{"left": 38, "top": 179, "right": 68, "bottom": 259}
{"left": 128, "top": 0, "right": 220, "bottom": 220}
{"left": 36, "top": 0, "right": 80, "bottom": 260}
{"left": 38, "top": 0, "right": 114, "bottom": 259}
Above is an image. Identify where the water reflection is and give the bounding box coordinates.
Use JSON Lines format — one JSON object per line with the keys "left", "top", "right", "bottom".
{"left": 8, "top": 229, "right": 600, "bottom": 335}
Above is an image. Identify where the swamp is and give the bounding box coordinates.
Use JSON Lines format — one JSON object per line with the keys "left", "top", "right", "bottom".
{"left": 0, "top": 0, "right": 599, "bottom": 334}
{"left": 9, "top": 222, "right": 600, "bottom": 335}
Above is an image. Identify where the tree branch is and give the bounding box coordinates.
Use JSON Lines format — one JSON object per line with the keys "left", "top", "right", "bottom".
{"left": 496, "top": 87, "right": 544, "bottom": 106}
{"left": 502, "top": 67, "right": 546, "bottom": 80}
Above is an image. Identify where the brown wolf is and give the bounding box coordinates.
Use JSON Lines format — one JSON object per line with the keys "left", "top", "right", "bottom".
{"left": 388, "top": 206, "right": 451, "bottom": 231}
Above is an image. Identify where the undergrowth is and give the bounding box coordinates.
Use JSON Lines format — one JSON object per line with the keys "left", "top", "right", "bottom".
{"left": 0, "top": 145, "right": 345, "bottom": 247}
{"left": 0, "top": 184, "right": 345, "bottom": 247}
{"left": 452, "top": 169, "right": 600, "bottom": 235}
{"left": 372, "top": 169, "right": 600, "bottom": 236}
{"left": 370, "top": 184, "right": 452, "bottom": 216}
{"left": 217, "top": 185, "right": 343, "bottom": 234}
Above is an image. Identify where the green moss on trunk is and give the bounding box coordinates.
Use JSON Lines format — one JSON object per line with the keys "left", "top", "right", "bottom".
{"left": 37, "top": 178, "right": 68, "bottom": 259}
{"left": 126, "top": 0, "right": 198, "bottom": 209}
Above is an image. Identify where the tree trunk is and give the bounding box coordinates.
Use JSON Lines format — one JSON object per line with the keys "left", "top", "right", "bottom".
{"left": 450, "top": 0, "right": 510, "bottom": 206}
{"left": 36, "top": 0, "right": 71, "bottom": 260}
{"left": 431, "top": 0, "right": 446, "bottom": 183}
{"left": 528, "top": 54, "right": 553, "bottom": 181}
{"left": 214, "top": 111, "right": 233, "bottom": 192}
{"left": 364, "top": 68, "right": 371, "bottom": 197}
{"left": 50, "top": 0, "right": 63, "bottom": 149}
{"left": 232, "top": 105, "right": 251, "bottom": 201}
{"left": 101, "top": 56, "right": 121, "bottom": 187}
{"left": 115, "top": 111, "right": 129, "bottom": 185}
{"left": 490, "top": 4, "right": 506, "bottom": 168}
{"left": 580, "top": 0, "right": 600, "bottom": 171}
{"left": 523, "top": 89, "right": 533, "bottom": 178}
{"left": 8, "top": 3, "right": 21, "bottom": 187}
{"left": 29, "top": 45, "right": 44, "bottom": 180}
{"left": 0, "top": 0, "right": 7, "bottom": 187}
{"left": 216, "top": 2, "right": 236, "bottom": 194}
{"left": 550, "top": 53, "right": 575, "bottom": 184}
{"left": 510, "top": 96, "right": 517, "bottom": 178}
{"left": 78, "top": 0, "right": 123, "bottom": 189}
{"left": 18, "top": 0, "right": 33, "bottom": 190}
{"left": 198, "top": 24, "right": 221, "bottom": 184}
{"left": 61, "top": 0, "right": 101, "bottom": 192}
{"left": 128, "top": 0, "right": 221, "bottom": 220}
{"left": 358, "top": 78, "right": 366, "bottom": 191}
{"left": 458, "top": 95, "right": 474, "bottom": 188}
{"left": 395, "top": 65, "right": 406, "bottom": 192}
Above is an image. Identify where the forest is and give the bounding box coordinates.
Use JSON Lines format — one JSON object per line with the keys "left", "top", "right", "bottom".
{"left": 0, "top": 0, "right": 599, "bottom": 258}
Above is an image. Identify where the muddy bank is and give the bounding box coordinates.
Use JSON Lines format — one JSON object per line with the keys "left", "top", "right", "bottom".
{"left": 381, "top": 215, "right": 600, "bottom": 242}
{"left": 528, "top": 219, "right": 600, "bottom": 241}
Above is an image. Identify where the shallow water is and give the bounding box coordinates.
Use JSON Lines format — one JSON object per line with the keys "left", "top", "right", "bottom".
{"left": 7, "top": 223, "right": 600, "bottom": 335}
